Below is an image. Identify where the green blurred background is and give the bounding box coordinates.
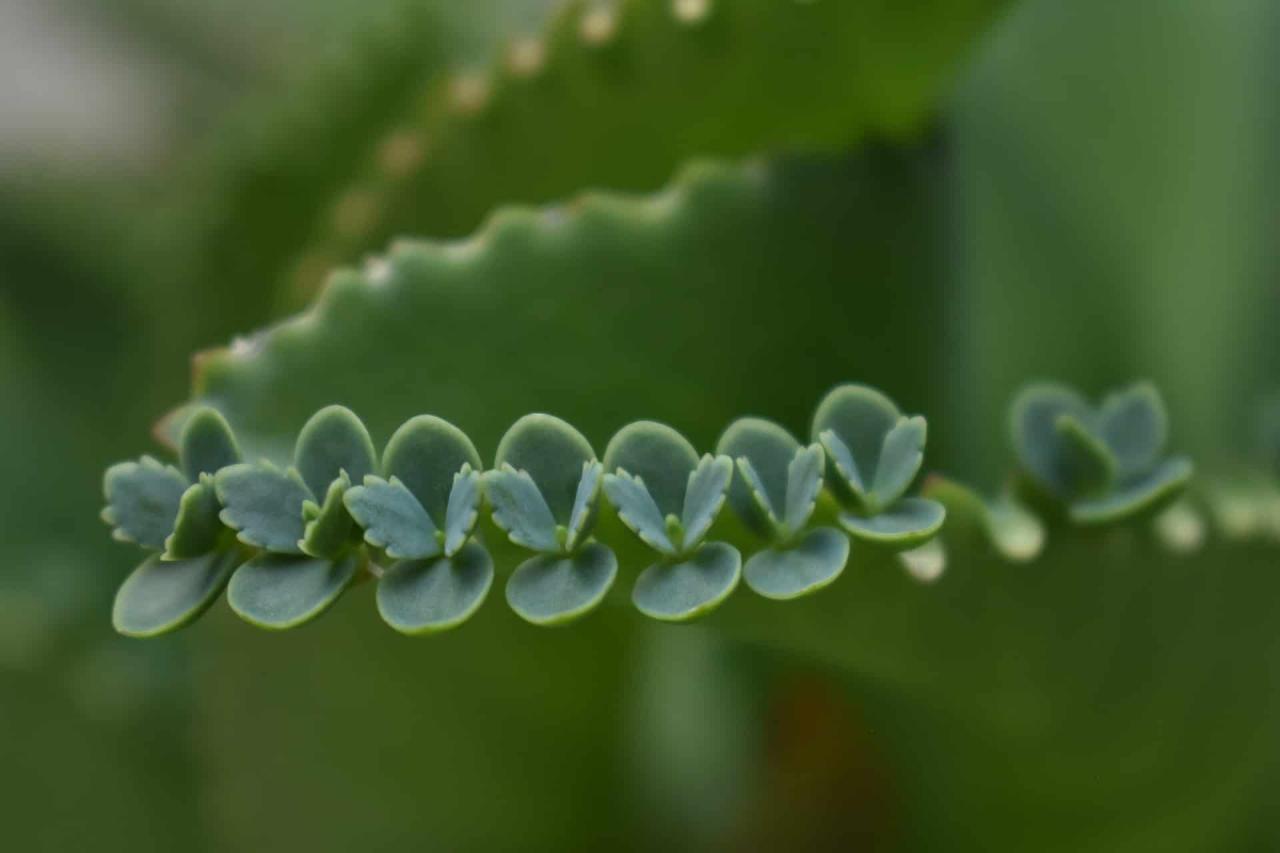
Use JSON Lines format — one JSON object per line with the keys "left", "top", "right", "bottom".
{"left": 2, "top": 0, "right": 1278, "bottom": 850}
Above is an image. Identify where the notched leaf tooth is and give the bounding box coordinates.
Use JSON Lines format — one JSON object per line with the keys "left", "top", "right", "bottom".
{"left": 680, "top": 454, "right": 733, "bottom": 551}
{"left": 602, "top": 469, "right": 677, "bottom": 556}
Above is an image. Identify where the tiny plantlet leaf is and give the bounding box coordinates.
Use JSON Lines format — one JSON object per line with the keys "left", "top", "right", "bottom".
{"left": 483, "top": 465, "right": 561, "bottom": 553}
{"left": 215, "top": 463, "right": 311, "bottom": 554}
{"left": 505, "top": 542, "right": 618, "bottom": 626}
{"left": 299, "top": 471, "right": 356, "bottom": 559}
{"left": 818, "top": 430, "right": 866, "bottom": 504}
{"left": 743, "top": 527, "right": 850, "bottom": 600}
{"left": 1011, "top": 383, "right": 1096, "bottom": 499}
{"left": 563, "top": 461, "right": 603, "bottom": 553}
{"left": 1070, "top": 457, "right": 1193, "bottom": 525}
{"left": 1098, "top": 382, "right": 1167, "bottom": 479}
{"left": 227, "top": 551, "right": 361, "bottom": 629}
{"left": 376, "top": 543, "right": 494, "bottom": 635}
{"left": 102, "top": 457, "right": 189, "bottom": 551}
{"left": 163, "top": 475, "right": 223, "bottom": 560}
{"left": 602, "top": 421, "right": 700, "bottom": 517}
{"left": 494, "top": 414, "right": 596, "bottom": 525}
{"left": 344, "top": 476, "right": 440, "bottom": 561}
{"left": 112, "top": 550, "right": 240, "bottom": 638}
{"left": 179, "top": 407, "right": 241, "bottom": 480}
{"left": 870, "top": 416, "right": 927, "bottom": 511}
{"left": 1054, "top": 414, "right": 1117, "bottom": 496}
{"left": 293, "top": 405, "right": 377, "bottom": 499}
{"left": 383, "top": 415, "right": 482, "bottom": 524}
{"left": 680, "top": 455, "right": 733, "bottom": 552}
{"left": 442, "top": 464, "right": 481, "bottom": 557}
{"left": 838, "top": 497, "right": 946, "bottom": 550}
{"left": 812, "top": 383, "right": 902, "bottom": 506}
{"left": 631, "top": 542, "right": 741, "bottom": 622}
{"left": 717, "top": 417, "right": 798, "bottom": 537}
{"left": 783, "top": 444, "right": 825, "bottom": 536}
{"left": 602, "top": 471, "right": 677, "bottom": 556}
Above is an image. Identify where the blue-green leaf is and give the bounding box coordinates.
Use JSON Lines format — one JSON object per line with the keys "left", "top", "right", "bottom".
{"left": 344, "top": 475, "right": 440, "bottom": 561}
{"left": 1070, "top": 457, "right": 1193, "bottom": 525}
{"left": 293, "top": 405, "right": 377, "bottom": 498}
{"left": 179, "top": 407, "right": 241, "bottom": 480}
{"left": 1098, "top": 381, "right": 1168, "bottom": 479}
{"left": 442, "top": 464, "right": 481, "bottom": 558}
{"left": 162, "top": 475, "right": 223, "bottom": 560}
{"left": 783, "top": 443, "right": 825, "bottom": 536}
{"left": 101, "top": 457, "right": 188, "bottom": 550}
{"left": 494, "top": 414, "right": 595, "bottom": 525}
{"left": 680, "top": 455, "right": 733, "bottom": 551}
{"left": 563, "top": 461, "right": 603, "bottom": 553}
{"left": 1010, "top": 383, "right": 1096, "bottom": 499}
{"left": 811, "top": 383, "right": 901, "bottom": 501}
{"left": 602, "top": 421, "right": 699, "bottom": 517}
{"left": 383, "top": 415, "right": 482, "bottom": 524}
{"left": 838, "top": 497, "right": 946, "bottom": 549}
{"left": 226, "top": 551, "right": 360, "bottom": 629}
{"left": 504, "top": 542, "right": 617, "bottom": 626}
{"left": 483, "top": 464, "right": 560, "bottom": 553}
{"left": 376, "top": 543, "right": 494, "bottom": 635}
{"left": 631, "top": 542, "right": 741, "bottom": 622}
{"left": 870, "top": 416, "right": 927, "bottom": 511}
{"left": 716, "top": 417, "right": 797, "bottom": 536}
{"left": 112, "top": 550, "right": 239, "bottom": 637}
{"left": 818, "top": 429, "right": 866, "bottom": 503}
{"left": 742, "top": 527, "right": 849, "bottom": 600}
{"left": 299, "top": 471, "right": 357, "bottom": 559}
{"left": 214, "top": 462, "right": 311, "bottom": 554}
{"left": 602, "top": 470, "right": 676, "bottom": 556}
{"left": 1055, "top": 414, "right": 1117, "bottom": 496}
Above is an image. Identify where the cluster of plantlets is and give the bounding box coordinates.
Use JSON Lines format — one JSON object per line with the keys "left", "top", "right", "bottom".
{"left": 101, "top": 379, "right": 1192, "bottom": 638}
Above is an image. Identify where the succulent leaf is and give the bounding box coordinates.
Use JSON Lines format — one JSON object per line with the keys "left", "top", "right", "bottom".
{"left": 870, "top": 416, "right": 927, "bottom": 511}
{"left": 483, "top": 464, "right": 561, "bottom": 553}
{"left": 163, "top": 475, "right": 224, "bottom": 560}
{"left": 344, "top": 475, "right": 440, "bottom": 561}
{"left": 716, "top": 417, "right": 798, "bottom": 537}
{"left": 1070, "top": 457, "right": 1193, "bottom": 525}
{"left": 495, "top": 414, "right": 596, "bottom": 525}
{"left": 602, "top": 421, "right": 700, "bottom": 517}
{"left": 563, "top": 461, "right": 603, "bottom": 553}
{"left": 602, "top": 471, "right": 677, "bottom": 556}
{"left": 1054, "top": 414, "right": 1117, "bottom": 496}
{"left": 442, "top": 464, "right": 482, "bottom": 557}
{"left": 102, "top": 457, "right": 188, "bottom": 550}
{"left": 631, "top": 542, "right": 741, "bottom": 622}
{"left": 504, "top": 542, "right": 618, "bottom": 626}
{"left": 680, "top": 455, "right": 733, "bottom": 552}
{"left": 818, "top": 429, "right": 866, "bottom": 504}
{"left": 293, "top": 405, "right": 377, "bottom": 498}
{"left": 742, "top": 527, "right": 849, "bottom": 600}
{"left": 838, "top": 497, "right": 945, "bottom": 550}
{"left": 179, "top": 407, "right": 241, "bottom": 480}
{"left": 383, "top": 415, "right": 483, "bottom": 524}
{"left": 227, "top": 552, "right": 361, "bottom": 629}
{"left": 376, "top": 543, "right": 494, "bottom": 635}
{"left": 811, "top": 383, "right": 902, "bottom": 505}
{"left": 1098, "top": 381, "right": 1168, "bottom": 479}
{"left": 214, "top": 463, "right": 312, "bottom": 554}
{"left": 299, "top": 472, "right": 357, "bottom": 559}
{"left": 1010, "top": 383, "right": 1097, "bottom": 499}
{"left": 782, "top": 444, "right": 825, "bottom": 536}
{"left": 112, "top": 550, "right": 240, "bottom": 638}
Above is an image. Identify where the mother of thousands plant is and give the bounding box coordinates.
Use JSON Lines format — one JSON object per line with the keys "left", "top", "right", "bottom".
{"left": 100, "top": 379, "right": 1193, "bottom": 637}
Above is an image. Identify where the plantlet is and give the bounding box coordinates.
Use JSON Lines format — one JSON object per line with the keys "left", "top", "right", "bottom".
{"left": 716, "top": 417, "right": 849, "bottom": 600}
{"left": 601, "top": 421, "right": 738, "bottom": 621}
{"left": 1010, "top": 381, "right": 1192, "bottom": 523}
{"left": 484, "top": 414, "right": 614, "bottom": 626}
{"left": 812, "top": 383, "right": 945, "bottom": 549}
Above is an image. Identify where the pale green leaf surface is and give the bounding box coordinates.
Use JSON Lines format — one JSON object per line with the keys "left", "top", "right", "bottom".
{"left": 102, "top": 457, "right": 188, "bottom": 550}
{"left": 179, "top": 406, "right": 241, "bottom": 480}
{"left": 1098, "top": 381, "right": 1168, "bottom": 479}
{"left": 1070, "top": 457, "right": 1193, "bottom": 525}
{"left": 563, "top": 460, "right": 602, "bottom": 552}
{"left": 505, "top": 542, "right": 618, "bottom": 626}
{"left": 1055, "top": 413, "right": 1117, "bottom": 497}
{"left": 112, "top": 550, "right": 239, "bottom": 638}
{"left": 484, "top": 464, "right": 560, "bottom": 553}
{"left": 163, "top": 475, "right": 223, "bottom": 560}
{"left": 495, "top": 414, "right": 596, "bottom": 524}
{"left": 442, "top": 464, "right": 481, "bottom": 557}
{"left": 717, "top": 418, "right": 799, "bottom": 537}
{"left": 214, "top": 463, "right": 311, "bottom": 554}
{"left": 344, "top": 475, "right": 440, "bottom": 561}
{"left": 811, "top": 383, "right": 901, "bottom": 503}
{"left": 299, "top": 472, "right": 356, "bottom": 559}
{"left": 679, "top": 455, "right": 732, "bottom": 552}
{"left": 376, "top": 543, "right": 494, "bottom": 635}
{"left": 870, "top": 415, "right": 927, "bottom": 511}
{"left": 782, "top": 443, "right": 825, "bottom": 536}
{"left": 631, "top": 542, "right": 740, "bottom": 622}
{"left": 838, "top": 497, "right": 946, "bottom": 549}
{"left": 293, "top": 405, "right": 377, "bottom": 498}
{"left": 602, "top": 471, "right": 676, "bottom": 556}
{"left": 382, "top": 415, "right": 483, "bottom": 523}
{"left": 742, "top": 526, "right": 849, "bottom": 600}
{"left": 602, "top": 421, "right": 699, "bottom": 516}
{"left": 227, "top": 552, "right": 361, "bottom": 629}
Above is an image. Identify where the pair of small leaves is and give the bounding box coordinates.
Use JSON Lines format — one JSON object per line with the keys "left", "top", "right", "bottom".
{"left": 102, "top": 408, "right": 242, "bottom": 557}
{"left": 342, "top": 415, "right": 492, "bottom": 634}
{"left": 484, "top": 415, "right": 616, "bottom": 626}
{"left": 601, "top": 421, "right": 740, "bottom": 621}
{"left": 717, "top": 418, "right": 850, "bottom": 600}
{"left": 1012, "top": 382, "right": 1192, "bottom": 523}
{"left": 812, "top": 384, "right": 945, "bottom": 548}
